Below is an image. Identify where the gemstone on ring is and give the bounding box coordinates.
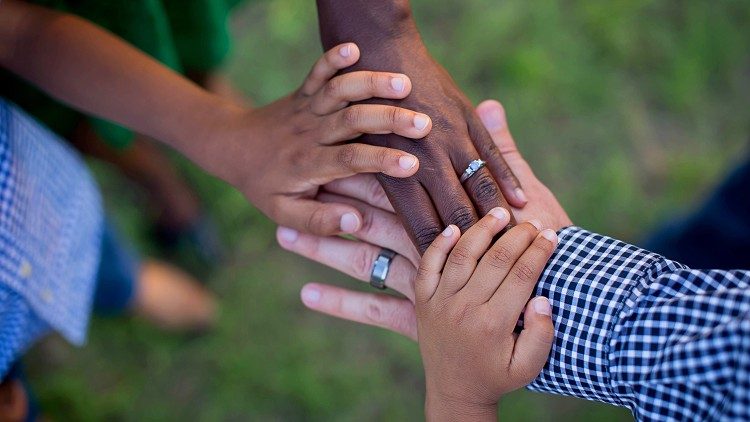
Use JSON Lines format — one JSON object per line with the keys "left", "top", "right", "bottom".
{"left": 460, "top": 159, "right": 487, "bottom": 183}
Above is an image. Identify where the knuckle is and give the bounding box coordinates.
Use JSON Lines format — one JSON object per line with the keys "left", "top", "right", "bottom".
{"left": 384, "top": 106, "right": 399, "bottom": 126}
{"left": 414, "top": 225, "right": 442, "bottom": 253}
{"left": 486, "top": 245, "right": 513, "bottom": 269}
{"left": 498, "top": 163, "right": 517, "bottom": 183}
{"left": 367, "top": 72, "right": 380, "bottom": 93}
{"left": 354, "top": 247, "right": 378, "bottom": 279}
{"left": 416, "top": 265, "right": 432, "bottom": 283}
{"left": 323, "top": 77, "right": 341, "bottom": 99}
{"left": 336, "top": 144, "right": 358, "bottom": 168}
{"left": 342, "top": 106, "right": 362, "bottom": 128}
{"left": 447, "top": 245, "right": 472, "bottom": 267}
{"left": 471, "top": 173, "right": 501, "bottom": 203}
{"left": 358, "top": 208, "right": 376, "bottom": 236}
{"left": 512, "top": 262, "right": 536, "bottom": 284}
{"left": 448, "top": 302, "right": 473, "bottom": 326}
{"left": 447, "top": 207, "right": 476, "bottom": 232}
{"left": 305, "top": 207, "right": 329, "bottom": 235}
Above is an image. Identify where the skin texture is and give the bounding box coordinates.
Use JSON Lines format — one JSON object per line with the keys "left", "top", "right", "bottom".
{"left": 417, "top": 215, "right": 556, "bottom": 421}
{"left": 0, "top": 1, "right": 432, "bottom": 237}
{"left": 315, "top": 0, "right": 527, "bottom": 252}
{"left": 277, "top": 99, "right": 572, "bottom": 339}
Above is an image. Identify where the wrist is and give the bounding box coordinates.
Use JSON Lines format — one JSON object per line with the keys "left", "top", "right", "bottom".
{"left": 169, "top": 93, "right": 247, "bottom": 182}
{"left": 425, "top": 387, "right": 497, "bottom": 422}
{"left": 316, "top": 0, "right": 419, "bottom": 50}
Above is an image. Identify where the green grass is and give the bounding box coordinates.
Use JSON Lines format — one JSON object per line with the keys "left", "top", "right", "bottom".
{"left": 25, "top": 0, "right": 750, "bottom": 420}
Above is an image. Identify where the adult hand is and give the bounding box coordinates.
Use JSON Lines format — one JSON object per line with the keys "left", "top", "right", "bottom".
{"left": 202, "top": 43, "right": 433, "bottom": 236}
{"left": 277, "top": 100, "right": 571, "bottom": 339}
{"left": 317, "top": 1, "right": 527, "bottom": 252}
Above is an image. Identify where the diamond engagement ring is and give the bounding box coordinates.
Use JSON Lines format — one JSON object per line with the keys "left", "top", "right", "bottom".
{"left": 370, "top": 248, "right": 396, "bottom": 290}
{"left": 459, "top": 159, "right": 486, "bottom": 183}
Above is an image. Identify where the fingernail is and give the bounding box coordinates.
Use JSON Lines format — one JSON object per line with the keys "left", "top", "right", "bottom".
{"left": 391, "top": 76, "right": 405, "bottom": 92}
{"left": 340, "top": 212, "right": 360, "bottom": 233}
{"left": 483, "top": 107, "right": 505, "bottom": 130}
{"left": 533, "top": 297, "right": 551, "bottom": 316}
{"left": 528, "top": 219, "right": 543, "bottom": 231}
{"left": 515, "top": 187, "right": 528, "bottom": 204}
{"left": 413, "top": 114, "right": 430, "bottom": 131}
{"left": 339, "top": 44, "right": 351, "bottom": 58}
{"left": 541, "top": 229, "right": 557, "bottom": 242}
{"left": 488, "top": 207, "right": 509, "bottom": 221}
{"left": 278, "top": 227, "right": 299, "bottom": 245}
{"left": 399, "top": 155, "right": 417, "bottom": 170}
{"left": 301, "top": 286, "right": 322, "bottom": 304}
{"left": 442, "top": 225, "right": 455, "bottom": 237}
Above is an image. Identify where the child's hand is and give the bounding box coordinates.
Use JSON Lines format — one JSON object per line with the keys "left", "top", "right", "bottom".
{"left": 204, "top": 43, "right": 431, "bottom": 236}
{"left": 416, "top": 209, "right": 557, "bottom": 421}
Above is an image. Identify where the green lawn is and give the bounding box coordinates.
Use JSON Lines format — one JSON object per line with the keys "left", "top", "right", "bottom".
{"left": 25, "top": 0, "right": 750, "bottom": 420}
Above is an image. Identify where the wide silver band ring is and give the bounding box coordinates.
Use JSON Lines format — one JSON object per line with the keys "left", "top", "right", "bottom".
{"left": 459, "top": 159, "right": 486, "bottom": 183}
{"left": 370, "top": 248, "right": 397, "bottom": 290}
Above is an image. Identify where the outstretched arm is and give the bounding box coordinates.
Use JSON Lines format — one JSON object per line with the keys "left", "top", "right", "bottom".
{"left": 315, "top": 1, "right": 527, "bottom": 252}
{"left": 0, "top": 0, "right": 435, "bottom": 236}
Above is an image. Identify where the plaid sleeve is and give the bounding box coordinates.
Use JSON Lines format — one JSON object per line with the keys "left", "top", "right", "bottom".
{"left": 528, "top": 226, "right": 750, "bottom": 421}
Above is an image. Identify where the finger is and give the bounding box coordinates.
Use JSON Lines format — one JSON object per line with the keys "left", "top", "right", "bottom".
{"left": 275, "top": 198, "right": 363, "bottom": 236}
{"left": 317, "top": 192, "right": 419, "bottom": 265}
{"left": 277, "top": 227, "right": 417, "bottom": 300}
{"left": 467, "top": 109, "right": 527, "bottom": 208}
{"left": 510, "top": 297, "right": 554, "bottom": 388}
{"left": 475, "top": 100, "right": 534, "bottom": 183}
{"left": 300, "top": 43, "right": 360, "bottom": 96}
{"left": 311, "top": 71, "right": 412, "bottom": 115}
{"left": 490, "top": 228, "right": 558, "bottom": 328}
{"left": 450, "top": 142, "right": 514, "bottom": 226}
{"left": 420, "top": 162, "right": 480, "bottom": 233}
{"left": 466, "top": 220, "right": 542, "bottom": 304}
{"left": 417, "top": 225, "right": 460, "bottom": 303}
{"left": 300, "top": 283, "right": 418, "bottom": 341}
{"left": 323, "top": 104, "right": 432, "bottom": 143}
{"left": 437, "top": 208, "right": 511, "bottom": 297}
{"left": 322, "top": 174, "right": 395, "bottom": 212}
{"left": 313, "top": 143, "right": 419, "bottom": 180}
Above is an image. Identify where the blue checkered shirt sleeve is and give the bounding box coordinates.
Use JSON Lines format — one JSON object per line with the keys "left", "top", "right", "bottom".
{"left": 528, "top": 226, "right": 750, "bottom": 421}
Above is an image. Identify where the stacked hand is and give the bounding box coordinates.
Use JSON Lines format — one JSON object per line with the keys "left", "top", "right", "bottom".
{"left": 201, "top": 43, "right": 433, "bottom": 236}
{"left": 277, "top": 99, "right": 571, "bottom": 339}
{"left": 417, "top": 212, "right": 556, "bottom": 420}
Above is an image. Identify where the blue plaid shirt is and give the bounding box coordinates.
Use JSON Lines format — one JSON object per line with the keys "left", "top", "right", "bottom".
{"left": 0, "top": 99, "right": 102, "bottom": 378}
{"left": 531, "top": 226, "right": 750, "bottom": 421}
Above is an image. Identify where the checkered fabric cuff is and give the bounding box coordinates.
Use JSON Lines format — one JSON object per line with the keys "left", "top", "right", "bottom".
{"left": 527, "top": 226, "right": 679, "bottom": 406}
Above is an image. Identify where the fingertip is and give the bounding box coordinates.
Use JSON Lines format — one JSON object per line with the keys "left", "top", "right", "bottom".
{"left": 398, "top": 154, "right": 419, "bottom": 173}
{"left": 301, "top": 283, "right": 323, "bottom": 307}
{"left": 340, "top": 211, "right": 361, "bottom": 233}
{"left": 276, "top": 226, "right": 299, "bottom": 248}
{"left": 336, "top": 42, "right": 360, "bottom": 66}
{"left": 389, "top": 74, "right": 412, "bottom": 97}
{"left": 487, "top": 207, "right": 511, "bottom": 227}
{"left": 531, "top": 296, "right": 552, "bottom": 317}
{"left": 476, "top": 100, "right": 506, "bottom": 131}
{"left": 413, "top": 113, "right": 431, "bottom": 133}
{"left": 539, "top": 229, "right": 558, "bottom": 245}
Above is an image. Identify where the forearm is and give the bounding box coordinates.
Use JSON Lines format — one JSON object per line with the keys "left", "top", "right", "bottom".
{"left": 530, "top": 226, "right": 750, "bottom": 420}
{"left": 315, "top": 0, "right": 427, "bottom": 72}
{"left": 0, "top": 1, "right": 241, "bottom": 162}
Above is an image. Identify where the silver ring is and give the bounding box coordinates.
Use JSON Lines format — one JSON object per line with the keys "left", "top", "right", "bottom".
{"left": 370, "top": 248, "right": 396, "bottom": 290}
{"left": 459, "top": 159, "right": 486, "bottom": 183}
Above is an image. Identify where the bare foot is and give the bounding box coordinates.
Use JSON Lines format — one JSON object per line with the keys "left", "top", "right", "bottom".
{"left": 133, "top": 260, "right": 217, "bottom": 332}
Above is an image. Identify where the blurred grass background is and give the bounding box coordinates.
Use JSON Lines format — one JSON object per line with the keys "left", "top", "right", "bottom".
{"left": 25, "top": 0, "right": 749, "bottom": 420}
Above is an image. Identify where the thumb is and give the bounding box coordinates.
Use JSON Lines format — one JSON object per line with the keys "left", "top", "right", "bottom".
{"left": 511, "top": 296, "right": 554, "bottom": 386}
{"left": 475, "top": 100, "right": 518, "bottom": 155}
{"left": 281, "top": 198, "right": 363, "bottom": 236}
